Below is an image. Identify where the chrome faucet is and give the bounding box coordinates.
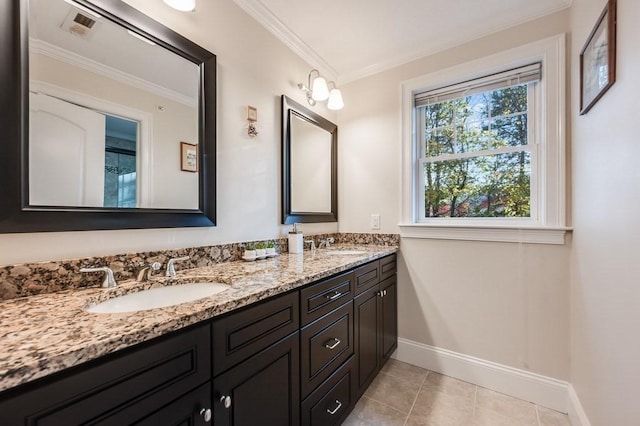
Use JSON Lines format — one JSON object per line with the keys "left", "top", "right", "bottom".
{"left": 166, "top": 256, "right": 189, "bottom": 277}
{"left": 304, "top": 240, "right": 316, "bottom": 252}
{"left": 136, "top": 262, "right": 161, "bottom": 282}
{"left": 80, "top": 267, "right": 117, "bottom": 288}
{"left": 318, "top": 237, "right": 335, "bottom": 249}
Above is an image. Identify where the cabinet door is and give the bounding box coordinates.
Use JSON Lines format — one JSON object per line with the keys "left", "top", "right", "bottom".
{"left": 214, "top": 332, "right": 300, "bottom": 426}
{"left": 353, "top": 285, "right": 380, "bottom": 398}
{"left": 380, "top": 276, "right": 398, "bottom": 363}
{"left": 134, "top": 383, "right": 211, "bottom": 426}
{"left": 0, "top": 324, "right": 211, "bottom": 426}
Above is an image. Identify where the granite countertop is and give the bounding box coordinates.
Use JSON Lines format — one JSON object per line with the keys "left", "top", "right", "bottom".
{"left": 0, "top": 244, "right": 397, "bottom": 393}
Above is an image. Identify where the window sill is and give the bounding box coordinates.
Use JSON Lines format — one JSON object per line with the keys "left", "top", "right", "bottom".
{"left": 398, "top": 224, "right": 571, "bottom": 245}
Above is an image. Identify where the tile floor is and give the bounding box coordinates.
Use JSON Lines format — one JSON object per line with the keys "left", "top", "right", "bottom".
{"left": 343, "top": 359, "right": 571, "bottom": 426}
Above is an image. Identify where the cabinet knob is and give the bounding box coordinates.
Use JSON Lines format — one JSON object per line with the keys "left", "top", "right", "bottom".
{"left": 220, "top": 395, "right": 232, "bottom": 409}
{"left": 199, "top": 408, "right": 212, "bottom": 422}
{"left": 324, "top": 337, "right": 341, "bottom": 350}
{"left": 326, "top": 399, "right": 342, "bottom": 415}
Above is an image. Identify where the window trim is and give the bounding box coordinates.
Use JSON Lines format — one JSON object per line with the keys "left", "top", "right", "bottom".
{"left": 400, "top": 34, "right": 569, "bottom": 244}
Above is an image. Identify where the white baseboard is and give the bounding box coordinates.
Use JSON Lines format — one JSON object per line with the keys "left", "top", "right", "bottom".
{"left": 393, "top": 338, "right": 569, "bottom": 413}
{"left": 567, "top": 384, "right": 591, "bottom": 426}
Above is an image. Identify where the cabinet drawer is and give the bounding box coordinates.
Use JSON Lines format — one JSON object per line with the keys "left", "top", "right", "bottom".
{"left": 212, "top": 291, "right": 299, "bottom": 375}
{"left": 301, "top": 357, "right": 354, "bottom": 426}
{"left": 301, "top": 301, "right": 354, "bottom": 398}
{"left": 300, "top": 271, "right": 353, "bottom": 325}
{"left": 353, "top": 260, "right": 379, "bottom": 295}
{"left": 0, "top": 324, "right": 211, "bottom": 426}
{"left": 380, "top": 254, "right": 397, "bottom": 281}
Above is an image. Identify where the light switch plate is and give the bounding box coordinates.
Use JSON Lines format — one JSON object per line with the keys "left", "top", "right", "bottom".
{"left": 370, "top": 214, "right": 380, "bottom": 230}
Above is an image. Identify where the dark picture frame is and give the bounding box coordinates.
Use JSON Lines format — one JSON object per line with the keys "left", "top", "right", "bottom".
{"left": 580, "top": 0, "right": 617, "bottom": 115}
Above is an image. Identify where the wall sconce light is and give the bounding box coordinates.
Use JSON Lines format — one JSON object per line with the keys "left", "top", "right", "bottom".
{"left": 298, "top": 69, "right": 344, "bottom": 110}
{"left": 162, "top": 0, "right": 196, "bottom": 12}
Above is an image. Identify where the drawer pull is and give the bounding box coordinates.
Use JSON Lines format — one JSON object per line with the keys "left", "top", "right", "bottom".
{"left": 326, "top": 291, "right": 342, "bottom": 300}
{"left": 199, "top": 408, "right": 212, "bottom": 422}
{"left": 324, "top": 338, "right": 341, "bottom": 350}
{"left": 327, "top": 399, "right": 342, "bottom": 415}
{"left": 220, "top": 395, "right": 232, "bottom": 408}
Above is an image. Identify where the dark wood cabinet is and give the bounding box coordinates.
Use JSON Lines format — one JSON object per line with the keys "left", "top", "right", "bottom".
{"left": 300, "top": 300, "right": 354, "bottom": 398}
{"left": 301, "top": 357, "right": 355, "bottom": 426}
{"left": 354, "top": 285, "right": 381, "bottom": 397}
{"left": 212, "top": 291, "right": 299, "bottom": 376}
{"left": 0, "top": 323, "right": 212, "bottom": 426}
{"left": 135, "top": 383, "right": 211, "bottom": 426}
{"left": 354, "top": 255, "right": 398, "bottom": 397}
{"left": 213, "top": 332, "right": 300, "bottom": 426}
{"left": 380, "top": 275, "right": 398, "bottom": 362}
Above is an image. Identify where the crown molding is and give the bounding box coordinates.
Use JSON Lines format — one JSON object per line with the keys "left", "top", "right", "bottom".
{"left": 337, "top": 0, "right": 572, "bottom": 84}
{"left": 231, "top": 0, "right": 337, "bottom": 79}
{"left": 234, "top": 0, "right": 572, "bottom": 85}
{"left": 29, "top": 39, "right": 197, "bottom": 108}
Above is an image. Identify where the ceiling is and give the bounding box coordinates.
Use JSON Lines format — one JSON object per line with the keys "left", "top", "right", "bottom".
{"left": 30, "top": 0, "right": 198, "bottom": 103}
{"left": 233, "top": 0, "right": 572, "bottom": 84}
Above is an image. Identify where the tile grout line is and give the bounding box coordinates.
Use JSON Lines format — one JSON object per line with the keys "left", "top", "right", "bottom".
{"left": 402, "top": 370, "right": 430, "bottom": 426}
{"left": 535, "top": 404, "right": 542, "bottom": 426}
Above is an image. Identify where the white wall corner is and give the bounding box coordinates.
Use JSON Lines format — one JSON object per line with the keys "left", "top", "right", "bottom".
{"left": 393, "top": 338, "right": 570, "bottom": 413}
{"left": 567, "top": 385, "right": 591, "bottom": 426}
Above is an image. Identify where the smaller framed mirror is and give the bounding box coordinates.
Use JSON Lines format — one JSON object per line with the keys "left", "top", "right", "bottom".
{"left": 281, "top": 95, "right": 337, "bottom": 224}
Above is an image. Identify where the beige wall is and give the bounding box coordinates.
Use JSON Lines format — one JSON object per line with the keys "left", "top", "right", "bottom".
{"left": 570, "top": 0, "right": 640, "bottom": 424}
{"left": 0, "top": 0, "right": 338, "bottom": 265}
{"left": 337, "top": 10, "right": 572, "bottom": 380}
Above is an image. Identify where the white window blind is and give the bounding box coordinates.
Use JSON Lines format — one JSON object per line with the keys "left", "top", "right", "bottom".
{"left": 414, "top": 63, "right": 541, "bottom": 107}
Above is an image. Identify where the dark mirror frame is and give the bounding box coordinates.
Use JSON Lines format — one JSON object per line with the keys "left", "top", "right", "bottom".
{"left": 0, "top": 0, "right": 216, "bottom": 233}
{"left": 281, "top": 95, "right": 337, "bottom": 224}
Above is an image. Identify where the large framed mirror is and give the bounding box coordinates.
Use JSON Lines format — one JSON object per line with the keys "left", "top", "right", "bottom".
{"left": 281, "top": 95, "right": 337, "bottom": 224}
{"left": 0, "top": 0, "right": 216, "bottom": 233}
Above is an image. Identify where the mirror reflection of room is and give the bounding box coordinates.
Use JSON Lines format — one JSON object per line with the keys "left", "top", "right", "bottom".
{"left": 27, "top": 0, "right": 200, "bottom": 210}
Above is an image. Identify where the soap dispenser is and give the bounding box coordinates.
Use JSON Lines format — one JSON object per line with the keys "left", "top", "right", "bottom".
{"left": 288, "top": 223, "right": 304, "bottom": 254}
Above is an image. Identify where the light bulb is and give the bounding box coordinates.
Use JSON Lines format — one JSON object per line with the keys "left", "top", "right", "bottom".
{"left": 311, "top": 76, "right": 330, "bottom": 101}
{"left": 327, "top": 88, "right": 344, "bottom": 110}
{"left": 163, "top": 0, "right": 196, "bottom": 12}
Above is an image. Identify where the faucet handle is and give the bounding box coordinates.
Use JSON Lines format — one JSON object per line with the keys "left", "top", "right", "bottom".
{"left": 80, "top": 267, "right": 117, "bottom": 288}
{"left": 304, "top": 240, "right": 316, "bottom": 251}
{"left": 166, "top": 256, "right": 190, "bottom": 277}
{"left": 136, "top": 262, "right": 162, "bottom": 282}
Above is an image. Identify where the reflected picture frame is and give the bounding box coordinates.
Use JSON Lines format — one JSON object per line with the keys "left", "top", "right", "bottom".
{"left": 246, "top": 105, "right": 258, "bottom": 122}
{"left": 180, "top": 142, "right": 198, "bottom": 172}
{"left": 580, "top": 0, "right": 617, "bottom": 115}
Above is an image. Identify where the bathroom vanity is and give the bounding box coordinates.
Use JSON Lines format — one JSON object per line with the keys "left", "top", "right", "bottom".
{"left": 0, "top": 247, "right": 397, "bottom": 425}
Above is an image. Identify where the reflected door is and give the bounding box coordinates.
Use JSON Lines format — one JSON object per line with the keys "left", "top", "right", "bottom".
{"left": 29, "top": 92, "right": 106, "bottom": 206}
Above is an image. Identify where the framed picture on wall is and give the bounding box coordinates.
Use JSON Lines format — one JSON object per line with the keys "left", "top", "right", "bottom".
{"left": 580, "top": 0, "right": 617, "bottom": 115}
{"left": 180, "top": 142, "right": 198, "bottom": 172}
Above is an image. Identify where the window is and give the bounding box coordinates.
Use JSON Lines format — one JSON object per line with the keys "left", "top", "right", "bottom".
{"left": 401, "top": 35, "right": 568, "bottom": 244}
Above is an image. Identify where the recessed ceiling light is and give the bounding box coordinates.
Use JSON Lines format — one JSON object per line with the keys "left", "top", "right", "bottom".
{"left": 162, "top": 0, "right": 196, "bottom": 12}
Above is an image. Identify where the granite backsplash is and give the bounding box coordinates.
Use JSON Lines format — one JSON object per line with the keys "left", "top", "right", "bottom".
{"left": 0, "top": 233, "right": 399, "bottom": 300}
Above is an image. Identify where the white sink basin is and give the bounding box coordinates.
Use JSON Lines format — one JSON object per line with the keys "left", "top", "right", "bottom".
{"left": 86, "top": 283, "right": 230, "bottom": 314}
{"left": 325, "top": 250, "right": 367, "bottom": 255}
